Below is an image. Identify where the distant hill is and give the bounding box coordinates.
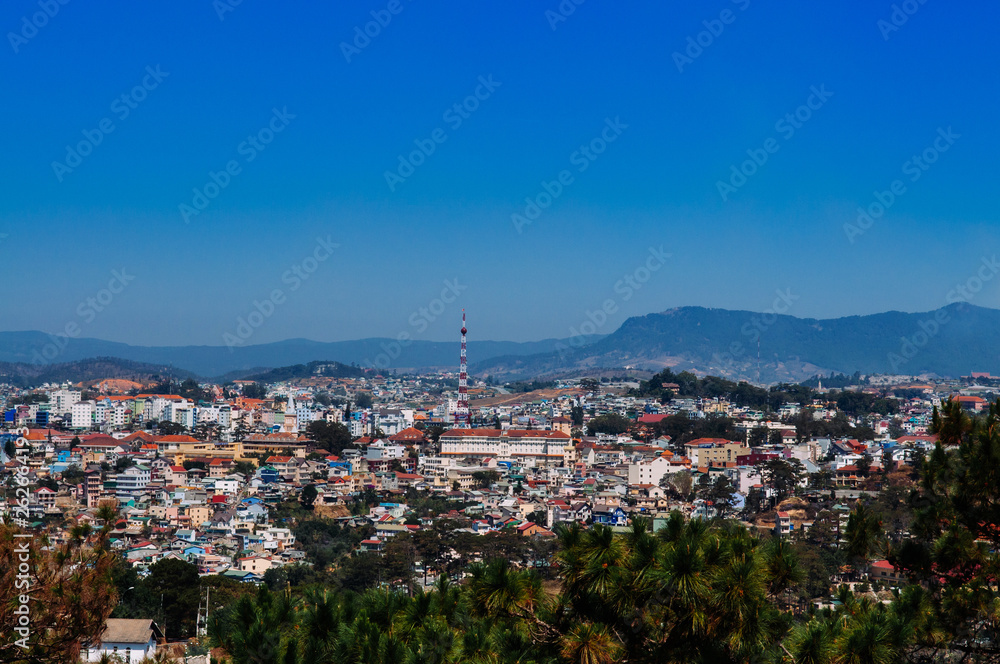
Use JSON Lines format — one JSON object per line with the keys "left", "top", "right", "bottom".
{"left": 4, "top": 303, "right": 998, "bottom": 386}
{"left": 0, "top": 332, "right": 602, "bottom": 379}
{"left": 473, "top": 303, "right": 1000, "bottom": 382}
{"left": 241, "top": 361, "right": 366, "bottom": 383}
{"left": 0, "top": 357, "right": 195, "bottom": 388}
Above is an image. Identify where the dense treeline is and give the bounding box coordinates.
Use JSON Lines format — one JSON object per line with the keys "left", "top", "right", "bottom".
{"left": 635, "top": 368, "right": 816, "bottom": 411}
{"left": 635, "top": 368, "right": 901, "bottom": 427}
{"left": 203, "top": 515, "right": 924, "bottom": 664}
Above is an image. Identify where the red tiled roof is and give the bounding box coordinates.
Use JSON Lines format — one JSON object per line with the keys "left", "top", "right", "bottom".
{"left": 388, "top": 427, "right": 426, "bottom": 442}
{"left": 440, "top": 428, "right": 570, "bottom": 439}
{"left": 156, "top": 435, "right": 200, "bottom": 443}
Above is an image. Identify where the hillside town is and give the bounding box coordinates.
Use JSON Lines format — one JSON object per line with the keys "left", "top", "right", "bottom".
{"left": 2, "top": 370, "right": 992, "bottom": 560}
{"left": 3, "top": 363, "right": 1000, "bottom": 658}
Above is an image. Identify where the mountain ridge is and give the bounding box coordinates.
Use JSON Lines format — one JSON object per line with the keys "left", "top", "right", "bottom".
{"left": 2, "top": 303, "right": 996, "bottom": 384}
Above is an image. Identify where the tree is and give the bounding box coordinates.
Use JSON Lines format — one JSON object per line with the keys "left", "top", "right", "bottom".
{"left": 234, "top": 460, "right": 256, "bottom": 477}
{"left": 585, "top": 413, "right": 632, "bottom": 436}
{"left": 471, "top": 471, "right": 499, "bottom": 489}
{"left": 748, "top": 427, "right": 770, "bottom": 446}
{"left": 423, "top": 425, "right": 446, "bottom": 447}
{"left": 241, "top": 382, "right": 267, "bottom": 399}
{"left": 856, "top": 452, "right": 872, "bottom": 478}
{"left": 61, "top": 464, "right": 84, "bottom": 485}
{"left": 570, "top": 405, "right": 584, "bottom": 427}
{"left": 114, "top": 456, "right": 135, "bottom": 473}
{"left": 301, "top": 484, "right": 318, "bottom": 510}
{"left": 703, "top": 476, "right": 737, "bottom": 517}
{"left": 761, "top": 457, "right": 804, "bottom": 503}
{"left": 659, "top": 471, "right": 693, "bottom": 499}
{"left": 560, "top": 623, "right": 622, "bottom": 664}
{"left": 0, "top": 519, "right": 119, "bottom": 663}
{"left": 144, "top": 558, "right": 201, "bottom": 638}
{"left": 355, "top": 392, "right": 374, "bottom": 409}
{"left": 844, "top": 502, "right": 882, "bottom": 570}
{"left": 305, "top": 420, "right": 353, "bottom": 455}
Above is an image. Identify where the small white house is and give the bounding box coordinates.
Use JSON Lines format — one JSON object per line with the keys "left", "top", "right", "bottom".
{"left": 82, "top": 618, "right": 163, "bottom": 662}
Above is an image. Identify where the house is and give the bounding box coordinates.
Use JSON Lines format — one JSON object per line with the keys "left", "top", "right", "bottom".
{"left": 592, "top": 505, "right": 627, "bottom": 527}
{"left": 775, "top": 511, "right": 792, "bottom": 537}
{"left": 238, "top": 556, "right": 277, "bottom": 574}
{"left": 515, "top": 521, "right": 553, "bottom": 537}
{"left": 359, "top": 538, "right": 384, "bottom": 553}
{"left": 684, "top": 439, "right": 746, "bottom": 467}
{"left": 81, "top": 619, "right": 163, "bottom": 663}
{"left": 870, "top": 559, "right": 905, "bottom": 586}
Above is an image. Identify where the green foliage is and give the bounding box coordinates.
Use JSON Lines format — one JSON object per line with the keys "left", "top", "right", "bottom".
{"left": 470, "top": 471, "right": 499, "bottom": 489}
{"left": 355, "top": 392, "right": 374, "bottom": 409}
{"left": 241, "top": 382, "right": 268, "bottom": 399}
{"left": 292, "top": 517, "right": 368, "bottom": 570}
{"left": 306, "top": 420, "right": 354, "bottom": 455}
{"left": 301, "top": 484, "right": 318, "bottom": 510}
{"left": 585, "top": 413, "right": 633, "bottom": 436}
{"left": 60, "top": 463, "right": 84, "bottom": 484}
{"left": 143, "top": 558, "right": 202, "bottom": 638}
{"left": 505, "top": 380, "right": 557, "bottom": 393}
{"left": 243, "top": 361, "right": 365, "bottom": 384}
{"left": 800, "top": 371, "right": 864, "bottom": 388}
{"left": 636, "top": 368, "right": 819, "bottom": 412}
{"left": 761, "top": 457, "right": 805, "bottom": 503}
{"left": 649, "top": 414, "right": 739, "bottom": 450}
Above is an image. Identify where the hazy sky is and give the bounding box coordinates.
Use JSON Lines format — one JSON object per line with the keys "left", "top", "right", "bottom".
{"left": 1, "top": 0, "right": 997, "bottom": 346}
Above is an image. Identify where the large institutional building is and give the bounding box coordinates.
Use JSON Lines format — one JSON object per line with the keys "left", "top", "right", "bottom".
{"left": 439, "top": 428, "right": 572, "bottom": 466}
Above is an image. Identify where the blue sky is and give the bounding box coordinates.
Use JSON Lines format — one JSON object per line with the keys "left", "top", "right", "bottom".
{"left": 1, "top": 0, "right": 996, "bottom": 346}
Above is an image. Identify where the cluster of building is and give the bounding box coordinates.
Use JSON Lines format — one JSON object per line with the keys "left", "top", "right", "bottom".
{"left": 0, "top": 371, "right": 994, "bottom": 603}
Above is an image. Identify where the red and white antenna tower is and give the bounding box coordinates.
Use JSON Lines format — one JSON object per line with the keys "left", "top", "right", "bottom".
{"left": 455, "top": 310, "right": 470, "bottom": 428}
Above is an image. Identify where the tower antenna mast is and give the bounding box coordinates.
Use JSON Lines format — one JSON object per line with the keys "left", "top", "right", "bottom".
{"left": 456, "top": 310, "right": 470, "bottom": 428}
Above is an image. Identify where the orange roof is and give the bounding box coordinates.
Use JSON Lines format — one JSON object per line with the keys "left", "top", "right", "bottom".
{"left": 440, "top": 428, "right": 570, "bottom": 439}
{"left": 156, "top": 435, "right": 200, "bottom": 443}
{"left": 388, "top": 427, "right": 427, "bottom": 442}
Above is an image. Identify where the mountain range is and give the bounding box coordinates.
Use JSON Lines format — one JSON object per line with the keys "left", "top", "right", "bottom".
{"left": 1, "top": 303, "right": 997, "bottom": 385}
{"left": 0, "top": 331, "right": 597, "bottom": 381}
{"left": 472, "top": 303, "right": 998, "bottom": 382}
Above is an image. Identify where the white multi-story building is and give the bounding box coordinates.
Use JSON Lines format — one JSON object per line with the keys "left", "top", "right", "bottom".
{"left": 173, "top": 408, "right": 196, "bottom": 429}
{"left": 439, "top": 428, "right": 571, "bottom": 466}
{"left": 51, "top": 389, "right": 81, "bottom": 415}
{"left": 628, "top": 455, "right": 674, "bottom": 486}
{"left": 71, "top": 401, "right": 95, "bottom": 429}
{"left": 116, "top": 464, "right": 151, "bottom": 499}
{"left": 111, "top": 404, "right": 129, "bottom": 428}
